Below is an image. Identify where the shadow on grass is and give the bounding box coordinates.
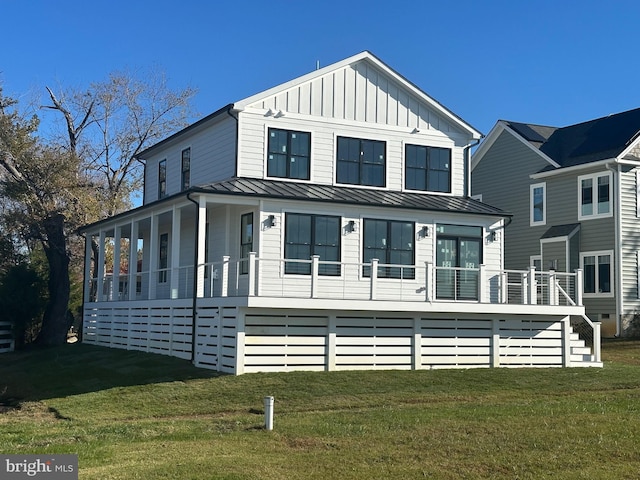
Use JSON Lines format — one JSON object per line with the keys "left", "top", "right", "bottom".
{"left": 0, "top": 343, "right": 222, "bottom": 404}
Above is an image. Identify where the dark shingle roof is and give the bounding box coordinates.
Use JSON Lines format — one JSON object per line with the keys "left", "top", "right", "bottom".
{"left": 505, "top": 107, "right": 640, "bottom": 169}
{"left": 541, "top": 223, "right": 581, "bottom": 239}
{"left": 193, "top": 178, "right": 510, "bottom": 217}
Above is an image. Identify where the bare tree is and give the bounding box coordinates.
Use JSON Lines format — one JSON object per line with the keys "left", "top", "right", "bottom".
{"left": 43, "top": 69, "right": 197, "bottom": 216}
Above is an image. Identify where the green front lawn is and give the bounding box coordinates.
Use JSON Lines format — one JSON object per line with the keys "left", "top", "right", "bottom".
{"left": 1, "top": 341, "right": 640, "bottom": 479}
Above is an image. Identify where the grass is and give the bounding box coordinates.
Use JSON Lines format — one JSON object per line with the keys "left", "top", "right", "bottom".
{"left": 1, "top": 341, "right": 640, "bottom": 479}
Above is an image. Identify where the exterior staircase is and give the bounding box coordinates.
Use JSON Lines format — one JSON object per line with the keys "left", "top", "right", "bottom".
{"left": 569, "top": 330, "right": 602, "bottom": 367}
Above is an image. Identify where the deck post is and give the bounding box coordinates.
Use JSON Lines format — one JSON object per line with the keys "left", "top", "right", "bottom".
{"left": 492, "top": 318, "right": 500, "bottom": 367}
{"left": 521, "top": 272, "right": 528, "bottom": 304}
{"left": 413, "top": 316, "right": 422, "bottom": 370}
{"left": 528, "top": 267, "right": 537, "bottom": 305}
{"left": 170, "top": 205, "right": 182, "bottom": 299}
{"left": 562, "top": 316, "right": 571, "bottom": 367}
{"left": 425, "top": 262, "right": 433, "bottom": 301}
{"left": 575, "top": 268, "right": 584, "bottom": 305}
{"left": 549, "top": 270, "right": 557, "bottom": 306}
{"left": 370, "top": 259, "right": 378, "bottom": 300}
{"left": 97, "top": 230, "right": 106, "bottom": 302}
{"left": 221, "top": 256, "right": 230, "bottom": 297}
{"left": 500, "top": 272, "right": 508, "bottom": 304}
{"left": 311, "top": 255, "right": 320, "bottom": 298}
{"left": 593, "top": 322, "right": 602, "bottom": 363}
{"left": 248, "top": 252, "right": 256, "bottom": 297}
{"left": 112, "top": 226, "right": 121, "bottom": 301}
{"left": 327, "top": 315, "right": 337, "bottom": 371}
{"left": 128, "top": 220, "right": 139, "bottom": 301}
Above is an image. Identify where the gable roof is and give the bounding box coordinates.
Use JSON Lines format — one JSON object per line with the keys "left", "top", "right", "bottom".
{"left": 474, "top": 107, "right": 640, "bottom": 174}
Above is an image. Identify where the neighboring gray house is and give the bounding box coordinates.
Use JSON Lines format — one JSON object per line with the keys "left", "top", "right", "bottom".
{"left": 472, "top": 108, "right": 640, "bottom": 337}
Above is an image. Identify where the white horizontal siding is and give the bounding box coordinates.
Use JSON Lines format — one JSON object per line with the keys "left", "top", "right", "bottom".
{"left": 238, "top": 110, "right": 467, "bottom": 195}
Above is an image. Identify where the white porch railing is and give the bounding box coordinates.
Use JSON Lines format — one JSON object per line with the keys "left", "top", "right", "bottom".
{"left": 89, "top": 257, "right": 584, "bottom": 308}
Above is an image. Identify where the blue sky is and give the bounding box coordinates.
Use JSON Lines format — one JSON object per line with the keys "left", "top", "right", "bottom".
{"left": 2, "top": 0, "right": 639, "bottom": 136}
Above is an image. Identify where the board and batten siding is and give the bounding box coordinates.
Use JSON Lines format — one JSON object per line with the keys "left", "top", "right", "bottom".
{"left": 472, "top": 130, "right": 550, "bottom": 270}
{"left": 143, "top": 115, "right": 237, "bottom": 204}
{"left": 249, "top": 61, "right": 461, "bottom": 134}
{"left": 237, "top": 110, "right": 467, "bottom": 195}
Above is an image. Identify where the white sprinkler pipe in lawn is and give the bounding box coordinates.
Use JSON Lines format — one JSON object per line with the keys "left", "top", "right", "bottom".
{"left": 264, "top": 396, "right": 274, "bottom": 431}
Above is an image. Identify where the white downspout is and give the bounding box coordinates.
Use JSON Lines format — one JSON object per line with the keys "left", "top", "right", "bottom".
{"left": 465, "top": 137, "right": 483, "bottom": 197}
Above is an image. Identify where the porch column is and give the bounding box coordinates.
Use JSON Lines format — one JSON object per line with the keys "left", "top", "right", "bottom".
{"left": 83, "top": 233, "right": 93, "bottom": 303}
{"left": 549, "top": 270, "right": 557, "bottom": 306}
{"left": 128, "top": 220, "right": 139, "bottom": 300}
{"left": 97, "top": 230, "right": 106, "bottom": 302}
{"left": 593, "top": 321, "right": 602, "bottom": 363}
{"left": 413, "top": 316, "right": 422, "bottom": 370}
{"left": 327, "top": 315, "right": 337, "bottom": 371}
{"left": 112, "top": 226, "right": 121, "bottom": 301}
{"left": 491, "top": 318, "right": 501, "bottom": 367}
{"left": 148, "top": 213, "right": 158, "bottom": 300}
{"left": 196, "top": 197, "right": 207, "bottom": 298}
{"left": 170, "top": 205, "right": 182, "bottom": 299}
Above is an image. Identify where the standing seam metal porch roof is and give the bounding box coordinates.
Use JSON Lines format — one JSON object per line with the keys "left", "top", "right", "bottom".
{"left": 192, "top": 177, "right": 510, "bottom": 217}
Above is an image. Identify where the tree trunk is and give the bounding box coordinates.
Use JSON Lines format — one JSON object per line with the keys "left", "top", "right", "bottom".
{"left": 37, "top": 214, "right": 71, "bottom": 346}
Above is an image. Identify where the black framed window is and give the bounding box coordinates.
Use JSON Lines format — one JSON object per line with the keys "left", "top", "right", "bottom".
{"left": 405, "top": 145, "right": 451, "bottom": 193}
{"left": 240, "top": 213, "right": 253, "bottom": 275}
{"left": 267, "top": 128, "right": 310, "bottom": 180}
{"left": 284, "top": 213, "right": 340, "bottom": 275}
{"left": 158, "top": 233, "right": 168, "bottom": 283}
{"left": 181, "top": 148, "right": 191, "bottom": 191}
{"left": 363, "top": 219, "right": 414, "bottom": 279}
{"left": 337, "top": 137, "right": 386, "bottom": 187}
{"left": 158, "top": 160, "right": 167, "bottom": 199}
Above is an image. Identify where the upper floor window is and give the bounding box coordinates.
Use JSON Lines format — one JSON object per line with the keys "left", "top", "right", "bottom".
{"left": 284, "top": 213, "right": 341, "bottom": 275}
{"left": 363, "top": 219, "right": 414, "bottom": 279}
{"left": 578, "top": 172, "right": 611, "bottom": 220}
{"left": 337, "top": 137, "right": 386, "bottom": 187}
{"left": 530, "top": 182, "right": 546, "bottom": 226}
{"left": 181, "top": 148, "right": 191, "bottom": 191}
{"left": 158, "top": 160, "right": 167, "bottom": 199}
{"left": 240, "top": 213, "right": 253, "bottom": 275}
{"left": 581, "top": 251, "right": 612, "bottom": 296}
{"left": 158, "top": 233, "right": 168, "bottom": 283}
{"left": 267, "top": 128, "right": 310, "bottom": 180}
{"left": 405, "top": 145, "right": 451, "bottom": 193}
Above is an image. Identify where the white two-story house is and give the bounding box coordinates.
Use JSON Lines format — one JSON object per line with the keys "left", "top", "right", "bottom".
{"left": 80, "top": 51, "right": 600, "bottom": 374}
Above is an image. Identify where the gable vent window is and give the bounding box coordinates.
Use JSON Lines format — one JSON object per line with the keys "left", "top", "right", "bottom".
{"left": 337, "top": 136, "right": 386, "bottom": 187}
{"left": 267, "top": 128, "right": 310, "bottom": 180}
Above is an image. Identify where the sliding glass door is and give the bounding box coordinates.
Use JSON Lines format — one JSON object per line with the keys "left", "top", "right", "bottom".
{"left": 436, "top": 225, "right": 482, "bottom": 300}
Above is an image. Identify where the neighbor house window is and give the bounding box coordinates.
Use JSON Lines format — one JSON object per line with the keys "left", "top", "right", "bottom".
{"left": 579, "top": 172, "right": 611, "bottom": 220}
{"left": 158, "top": 233, "right": 168, "bottom": 283}
{"left": 530, "top": 183, "right": 546, "bottom": 225}
{"left": 240, "top": 213, "right": 253, "bottom": 275}
{"left": 181, "top": 148, "right": 191, "bottom": 191}
{"left": 267, "top": 128, "right": 311, "bottom": 180}
{"left": 284, "top": 213, "right": 341, "bottom": 275}
{"left": 363, "top": 219, "right": 414, "bottom": 279}
{"left": 405, "top": 144, "right": 451, "bottom": 193}
{"left": 158, "top": 160, "right": 167, "bottom": 199}
{"left": 337, "top": 136, "right": 386, "bottom": 187}
{"left": 581, "top": 251, "right": 612, "bottom": 296}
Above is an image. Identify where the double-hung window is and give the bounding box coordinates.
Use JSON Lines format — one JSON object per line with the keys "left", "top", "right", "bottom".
{"left": 581, "top": 251, "right": 612, "bottom": 296}
{"left": 579, "top": 172, "right": 612, "bottom": 220}
{"left": 363, "top": 219, "right": 415, "bottom": 279}
{"left": 405, "top": 145, "right": 451, "bottom": 193}
{"left": 158, "top": 160, "right": 167, "bottom": 199}
{"left": 337, "top": 137, "right": 386, "bottom": 187}
{"left": 530, "top": 182, "right": 546, "bottom": 226}
{"left": 239, "top": 213, "right": 253, "bottom": 275}
{"left": 267, "top": 128, "right": 311, "bottom": 180}
{"left": 158, "top": 233, "right": 168, "bottom": 283}
{"left": 284, "top": 213, "right": 341, "bottom": 275}
{"left": 181, "top": 148, "right": 191, "bottom": 191}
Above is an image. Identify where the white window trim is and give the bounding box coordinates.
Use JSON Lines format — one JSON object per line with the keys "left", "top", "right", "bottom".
{"left": 530, "top": 254, "right": 542, "bottom": 269}
{"left": 577, "top": 171, "right": 613, "bottom": 221}
{"left": 580, "top": 250, "right": 614, "bottom": 298}
{"left": 530, "top": 182, "right": 546, "bottom": 226}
